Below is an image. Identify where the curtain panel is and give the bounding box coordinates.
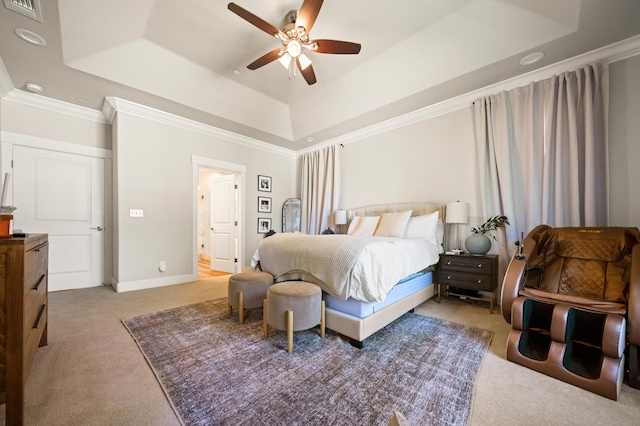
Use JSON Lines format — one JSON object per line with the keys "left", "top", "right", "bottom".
{"left": 301, "top": 145, "right": 341, "bottom": 235}
{"left": 473, "top": 62, "right": 609, "bottom": 277}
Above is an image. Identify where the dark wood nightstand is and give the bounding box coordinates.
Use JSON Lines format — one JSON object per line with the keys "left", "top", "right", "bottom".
{"left": 438, "top": 253, "right": 498, "bottom": 313}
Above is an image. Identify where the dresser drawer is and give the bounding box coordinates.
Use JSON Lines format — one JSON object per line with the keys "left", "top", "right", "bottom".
{"left": 439, "top": 270, "right": 493, "bottom": 292}
{"left": 24, "top": 242, "right": 48, "bottom": 297}
{"left": 23, "top": 302, "right": 47, "bottom": 379}
{"left": 440, "top": 255, "right": 493, "bottom": 274}
{"left": 24, "top": 284, "right": 47, "bottom": 332}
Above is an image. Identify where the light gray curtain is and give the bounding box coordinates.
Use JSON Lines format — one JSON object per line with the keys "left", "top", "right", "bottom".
{"left": 474, "top": 62, "right": 609, "bottom": 275}
{"left": 301, "top": 145, "right": 341, "bottom": 235}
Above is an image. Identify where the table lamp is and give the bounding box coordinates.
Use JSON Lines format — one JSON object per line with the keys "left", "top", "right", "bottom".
{"left": 335, "top": 210, "right": 347, "bottom": 234}
{"left": 445, "top": 201, "right": 469, "bottom": 253}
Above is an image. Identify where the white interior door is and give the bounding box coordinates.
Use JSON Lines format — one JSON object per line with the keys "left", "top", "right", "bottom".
{"left": 209, "top": 174, "right": 236, "bottom": 273}
{"left": 12, "top": 146, "right": 105, "bottom": 291}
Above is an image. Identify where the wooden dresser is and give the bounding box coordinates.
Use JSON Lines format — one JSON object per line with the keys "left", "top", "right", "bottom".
{"left": 0, "top": 234, "right": 48, "bottom": 425}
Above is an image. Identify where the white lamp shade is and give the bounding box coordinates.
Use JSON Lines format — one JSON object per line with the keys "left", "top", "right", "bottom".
{"left": 298, "top": 53, "right": 312, "bottom": 70}
{"left": 445, "top": 201, "right": 469, "bottom": 224}
{"left": 335, "top": 210, "right": 347, "bottom": 225}
{"left": 278, "top": 53, "right": 292, "bottom": 69}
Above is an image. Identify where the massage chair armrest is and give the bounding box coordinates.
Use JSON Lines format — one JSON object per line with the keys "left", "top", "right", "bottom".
{"left": 501, "top": 255, "right": 527, "bottom": 324}
{"left": 501, "top": 225, "right": 550, "bottom": 324}
{"left": 628, "top": 245, "right": 640, "bottom": 345}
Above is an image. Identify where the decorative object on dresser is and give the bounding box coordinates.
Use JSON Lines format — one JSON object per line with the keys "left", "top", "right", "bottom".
{"left": 445, "top": 201, "right": 468, "bottom": 253}
{"left": 0, "top": 172, "right": 16, "bottom": 238}
{"left": 0, "top": 234, "right": 49, "bottom": 425}
{"left": 438, "top": 253, "right": 498, "bottom": 313}
{"left": 466, "top": 215, "right": 509, "bottom": 255}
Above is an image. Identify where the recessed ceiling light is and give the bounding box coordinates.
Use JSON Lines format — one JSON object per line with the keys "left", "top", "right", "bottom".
{"left": 14, "top": 28, "right": 46, "bottom": 46}
{"left": 25, "top": 82, "right": 43, "bottom": 93}
{"left": 76, "top": 97, "right": 86, "bottom": 103}
{"left": 520, "top": 52, "right": 544, "bottom": 66}
{"left": 305, "top": 137, "right": 315, "bottom": 143}
{"left": 232, "top": 69, "right": 240, "bottom": 75}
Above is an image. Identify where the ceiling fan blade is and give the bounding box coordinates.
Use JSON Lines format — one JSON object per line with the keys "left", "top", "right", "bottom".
{"left": 297, "top": 58, "right": 317, "bottom": 85}
{"left": 296, "top": 0, "right": 323, "bottom": 33}
{"left": 228, "top": 3, "right": 281, "bottom": 37}
{"left": 247, "top": 49, "right": 284, "bottom": 70}
{"left": 313, "top": 40, "right": 361, "bottom": 54}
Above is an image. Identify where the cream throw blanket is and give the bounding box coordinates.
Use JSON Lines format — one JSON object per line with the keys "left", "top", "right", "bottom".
{"left": 257, "top": 233, "right": 439, "bottom": 303}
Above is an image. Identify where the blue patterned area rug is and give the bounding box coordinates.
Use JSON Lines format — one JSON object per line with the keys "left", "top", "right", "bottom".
{"left": 122, "top": 298, "right": 493, "bottom": 426}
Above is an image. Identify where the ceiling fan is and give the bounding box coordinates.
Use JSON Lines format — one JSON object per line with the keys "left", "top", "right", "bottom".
{"left": 227, "top": 0, "right": 361, "bottom": 85}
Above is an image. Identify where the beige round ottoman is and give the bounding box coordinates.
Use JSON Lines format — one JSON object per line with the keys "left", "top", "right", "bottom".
{"left": 228, "top": 271, "right": 274, "bottom": 324}
{"left": 263, "top": 281, "right": 325, "bottom": 353}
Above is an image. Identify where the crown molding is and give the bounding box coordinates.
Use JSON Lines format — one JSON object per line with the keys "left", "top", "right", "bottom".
{"left": 103, "top": 97, "right": 295, "bottom": 158}
{"left": 4, "top": 34, "right": 640, "bottom": 159}
{"left": 297, "top": 34, "right": 640, "bottom": 156}
{"left": 2, "top": 88, "right": 108, "bottom": 124}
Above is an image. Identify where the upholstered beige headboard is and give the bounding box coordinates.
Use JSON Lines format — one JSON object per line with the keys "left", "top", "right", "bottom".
{"left": 346, "top": 202, "right": 443, "bottom": 223}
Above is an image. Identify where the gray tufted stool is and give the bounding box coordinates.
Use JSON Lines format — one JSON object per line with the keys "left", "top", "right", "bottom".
{"left": 228, "top": 271, "right": 274, "bottom": 324}
{"left": 263, "top": 281, "right": 325, "bottom": 353}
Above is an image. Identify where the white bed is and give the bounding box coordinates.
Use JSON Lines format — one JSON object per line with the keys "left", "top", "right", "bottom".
{"left": 255, "top": 202, "right": 443, "bottom": 347}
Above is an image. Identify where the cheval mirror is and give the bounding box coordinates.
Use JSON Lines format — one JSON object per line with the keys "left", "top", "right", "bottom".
{"left": 282, "top": 198, "right": 301, "bottom": 232}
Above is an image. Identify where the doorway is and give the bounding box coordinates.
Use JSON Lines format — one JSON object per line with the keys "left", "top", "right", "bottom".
{"left": 197, "top": 167, "right": 237, "bottom": 278}
{"left": 192, "top": 155, "right": 246, "bottom": 280}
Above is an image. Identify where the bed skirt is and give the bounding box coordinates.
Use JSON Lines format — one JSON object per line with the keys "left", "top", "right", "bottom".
{"left": 324, "top": 272, "right": 435, "bottom": 347}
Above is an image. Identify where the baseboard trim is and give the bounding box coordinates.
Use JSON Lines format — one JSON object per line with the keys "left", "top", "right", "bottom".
{"left": 112, "top": 274, "right": 198, "bottom": 293}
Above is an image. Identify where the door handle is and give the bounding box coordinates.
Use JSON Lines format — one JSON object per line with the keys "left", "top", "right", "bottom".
{"left": 91, "top": 226, "right": 103, "bottom": 231}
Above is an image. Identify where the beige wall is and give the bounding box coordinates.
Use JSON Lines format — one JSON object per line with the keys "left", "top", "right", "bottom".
{"left": 112, "top": 111, "right": 296, "bottom": 288}
{"left": 0, "top": 99, "right": 111, "bottom": 149}
{"left": 340, "top": 106, "right": 480, "bottom": 239}
{"left": 339, "top": 55, "right": 640, "bottom": 241}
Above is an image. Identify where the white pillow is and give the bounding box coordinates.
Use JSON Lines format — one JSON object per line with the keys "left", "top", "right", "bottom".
{"left": 404, "top": 211, "right": 439, "bottom": 244}
{"left": 374, "top": 210, "right": 413, "bottom": 238}
{"left": 347, "top": 216, "right": 380, "bottom": 236}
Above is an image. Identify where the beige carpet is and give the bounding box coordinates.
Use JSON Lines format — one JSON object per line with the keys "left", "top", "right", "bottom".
{"left": 2, "top": 276, "right": 640, "bottom": 425}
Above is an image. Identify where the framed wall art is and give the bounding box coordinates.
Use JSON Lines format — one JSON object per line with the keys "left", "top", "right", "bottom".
{"left": 257, "top": 217, "right": 272, "bottom": 234}
{"left": 258, "top": 196, "right": 272, "bottom": 213}
{"left": 258, "top": 175, "right": 272, "bottom": 192}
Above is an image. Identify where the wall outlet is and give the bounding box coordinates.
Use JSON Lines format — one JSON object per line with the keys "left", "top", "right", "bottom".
{"left": 130, "top": 209, "right": 144, "bottom": 218}
{"left": 159, "top": 261, "right": 166, "bottom": 272}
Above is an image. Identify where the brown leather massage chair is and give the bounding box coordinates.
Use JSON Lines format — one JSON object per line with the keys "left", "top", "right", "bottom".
{"left": 501, "top": 225, "right": 640, "bottom": 400}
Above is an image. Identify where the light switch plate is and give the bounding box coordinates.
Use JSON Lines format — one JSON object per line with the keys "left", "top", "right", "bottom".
{"left": 130, "top": 209, "right": 144, "bottom": 218}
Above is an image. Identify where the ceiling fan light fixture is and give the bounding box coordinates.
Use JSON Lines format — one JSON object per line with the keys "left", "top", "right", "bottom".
{"left": 278, "top": 53, "right": 292, "bottom": 69}
{"left": 286, "top": 39, "right": 302, "bottom": 58}
{"left": 298, "top": 53, "right": 312, "bottom": 70}
{"left": 228, "top": 1, "right": 360, "bottom": 85}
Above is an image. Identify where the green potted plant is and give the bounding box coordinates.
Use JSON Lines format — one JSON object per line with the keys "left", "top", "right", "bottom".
{"left": 466, "top": 215, "right": 510, "bottom": 255}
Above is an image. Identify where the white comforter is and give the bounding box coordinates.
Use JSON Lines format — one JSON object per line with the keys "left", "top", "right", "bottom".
{"left": 253, "top": 233, "right": 439, "bottom": 303}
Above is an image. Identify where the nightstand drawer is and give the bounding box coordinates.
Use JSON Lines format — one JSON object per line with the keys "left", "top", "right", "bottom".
{"left": 440, "top": 270, "right": 493, "bottom": 292}
{"left": 437, "top": 253, "right": 499, "bottom": 313}
{"left": 440, "top": 256, "right": 493, "bottom": 274}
